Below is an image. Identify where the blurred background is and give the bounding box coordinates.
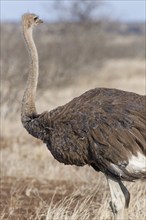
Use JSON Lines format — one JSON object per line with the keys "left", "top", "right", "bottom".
{"left": 1, "top": 1, "right": 146, "bottom": 219}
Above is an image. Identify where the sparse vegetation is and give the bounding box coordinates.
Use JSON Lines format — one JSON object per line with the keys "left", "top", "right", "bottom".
{"left": 1, "top": 20, "right": 145, "bottom": 219}
{"left": 1, "top": 21, "right": 145, "bottom": 117}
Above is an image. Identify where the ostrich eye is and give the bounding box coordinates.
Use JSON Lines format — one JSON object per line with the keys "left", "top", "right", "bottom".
{"left": 34, "top": 16, "right": 38, "bottom": 21}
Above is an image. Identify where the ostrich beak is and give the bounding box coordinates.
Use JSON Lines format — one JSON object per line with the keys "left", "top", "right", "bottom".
{"left": 37, "top": 19, "right": 43, "bottom": 24}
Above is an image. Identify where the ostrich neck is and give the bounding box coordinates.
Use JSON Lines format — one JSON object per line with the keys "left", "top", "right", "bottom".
{"left": 21, "top": 27, "right": 39, "bottom": 118}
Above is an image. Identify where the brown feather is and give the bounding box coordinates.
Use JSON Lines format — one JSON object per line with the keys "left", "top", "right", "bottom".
{"left": 23, "top": 88, "right": 146, "bottom": 181}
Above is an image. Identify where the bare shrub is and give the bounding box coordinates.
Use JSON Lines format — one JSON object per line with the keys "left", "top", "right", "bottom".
{"left": 51, "top": 0, "right": 104, "bottom": 23}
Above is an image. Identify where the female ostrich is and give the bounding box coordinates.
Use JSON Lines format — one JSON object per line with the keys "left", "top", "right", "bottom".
{"left": 21, "top": 13, "right": 146, "bottom": 220}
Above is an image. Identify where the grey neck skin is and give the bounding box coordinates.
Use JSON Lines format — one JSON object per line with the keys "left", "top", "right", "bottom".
{"left": 21, "top": 26, "right": 39, "bottom": 120}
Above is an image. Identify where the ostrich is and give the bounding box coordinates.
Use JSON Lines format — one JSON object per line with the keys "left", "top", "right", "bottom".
{"left": 21, "top": 13, "right": 146, "bottom": 220}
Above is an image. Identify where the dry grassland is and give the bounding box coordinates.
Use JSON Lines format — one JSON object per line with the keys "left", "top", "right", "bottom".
{"left": 1, "top": 22, "right": 146, "bottom": 219}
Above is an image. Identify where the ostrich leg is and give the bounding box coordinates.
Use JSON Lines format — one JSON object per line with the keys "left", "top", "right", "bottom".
{"left": 106, "top": 176, "right": 130, "bottom": 220}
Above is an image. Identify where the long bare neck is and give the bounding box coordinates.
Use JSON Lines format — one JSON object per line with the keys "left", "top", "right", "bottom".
{"left": 21, "top": 26, "right": 38, "bottom": 119}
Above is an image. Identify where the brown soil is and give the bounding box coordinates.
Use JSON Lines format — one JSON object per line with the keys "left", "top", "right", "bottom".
{"left": 0, "top": 176, "right": 88, "bottom": 220}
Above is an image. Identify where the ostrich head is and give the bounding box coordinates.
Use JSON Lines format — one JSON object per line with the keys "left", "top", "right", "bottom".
{"left": 22, "top": 13, "right": 43, "bottom": 29}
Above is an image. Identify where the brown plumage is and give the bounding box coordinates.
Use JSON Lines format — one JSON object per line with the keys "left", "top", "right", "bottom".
{"left": 21, "top": 13, "right": 146, "bottom": 220}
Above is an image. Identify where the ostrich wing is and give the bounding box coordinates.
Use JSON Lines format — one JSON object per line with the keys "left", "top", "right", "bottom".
{"left": 23, "top": 88, "right": 146, "bottom": 180}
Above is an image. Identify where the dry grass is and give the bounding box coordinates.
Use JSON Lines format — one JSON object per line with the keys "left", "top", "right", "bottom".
{"left": 1, "top": 22, "right": 146, "bottom": 219}
{"left": 0, "top": 137, "right": 146, "bottom": 219}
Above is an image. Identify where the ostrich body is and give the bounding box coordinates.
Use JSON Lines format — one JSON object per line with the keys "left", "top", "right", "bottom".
{"left": 21, "top": 14, "right": 146, "bottom": 220}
